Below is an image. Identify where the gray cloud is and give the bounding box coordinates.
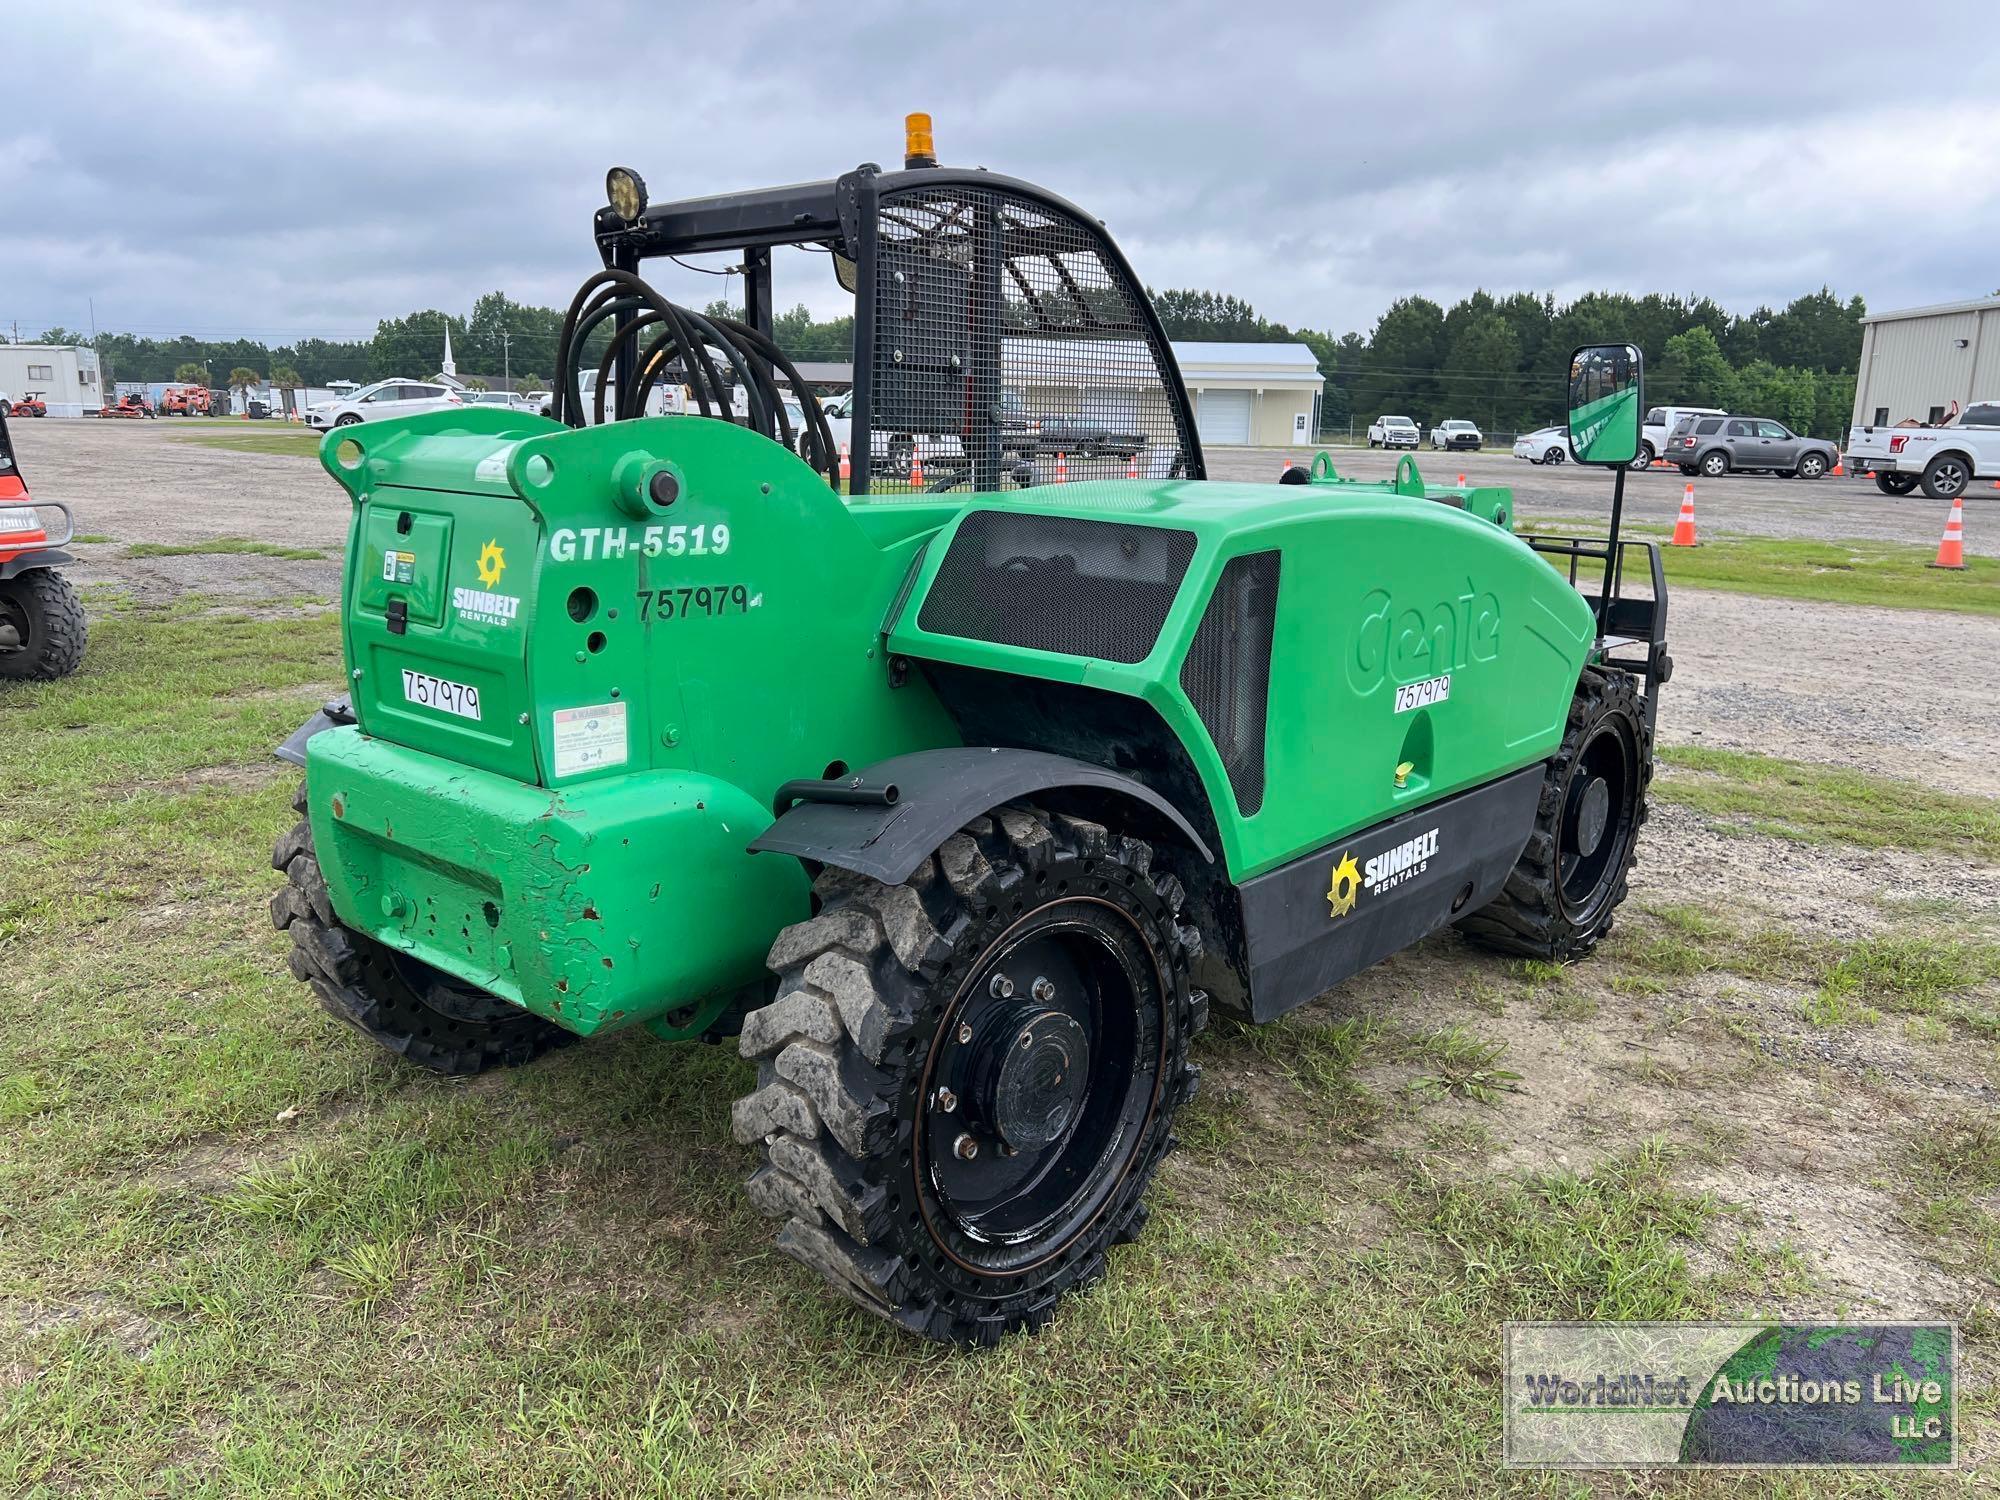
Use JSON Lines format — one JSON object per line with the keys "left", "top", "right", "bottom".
{"left": 4, "top": 0, "right": 1997, "bottom": 343}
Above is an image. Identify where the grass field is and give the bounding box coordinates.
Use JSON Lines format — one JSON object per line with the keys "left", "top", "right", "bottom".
{"left": 169, "top": 428, "right": 326, "bottom": 458}
{"left": 2, "top": 599, "right": 1991, "bottom": 1494}
{"left": 1521, "top": 518, "right": 1996, "bottom": 616}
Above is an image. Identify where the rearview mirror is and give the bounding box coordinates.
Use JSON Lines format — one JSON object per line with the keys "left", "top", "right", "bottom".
{"left": 1567, "top": 344, "right": 1643, "bottom": 467}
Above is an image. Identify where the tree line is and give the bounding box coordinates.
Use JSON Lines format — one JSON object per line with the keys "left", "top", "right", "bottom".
{"left": 32, "top": 282, "right": 1864, "bottom": 438}
{"left": 1147, "top": 285, "right": 1865, "bottom": 438}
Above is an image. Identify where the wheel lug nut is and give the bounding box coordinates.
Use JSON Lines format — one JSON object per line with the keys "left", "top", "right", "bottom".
{"left": 954, "top": 1133, "right": 979, "bottom": 1160}
{"left": 933, "top": 1087, "right": 958, "bottom": 1113}
{"left": 957, "top": 1021, "right": 974, "bottom": 1044}
{"left": 989, "top": 973, "right": 1014, "bottom": 999}
{"left": 1031, "top": 975, "right": 1055, "bottom": 1003}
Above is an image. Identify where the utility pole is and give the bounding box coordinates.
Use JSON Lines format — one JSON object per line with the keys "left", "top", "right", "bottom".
{"left": 499, "top": 329, "right": 513, "bottom": 393}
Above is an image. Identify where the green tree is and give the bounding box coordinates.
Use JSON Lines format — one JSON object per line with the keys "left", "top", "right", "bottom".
{"left": 464, "top": 375, "right": 489, "bottom": 391}
{"left": 1353, "top": 297, "right": 1445, "bottom": 425}
{"left": 173, "top": 361, "right": 209, "bottom": 384}
{"left": 226, "top": 366, "right": 262, "bottom": 406}
{"left": 1733, "top": 360, "right": 1817, "bottom": 433}
{"left": 1654, "top": 327, "right": 1739, "bottom": 410}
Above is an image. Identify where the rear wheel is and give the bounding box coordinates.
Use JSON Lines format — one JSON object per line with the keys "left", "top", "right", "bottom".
{"left": 734, "top": 805, "right": 1205, "bottom": 1345}
{"left": 1458, "top": 668, "right": 1648, "bottom": 962}
{"left": 1699, "top": 451, "right": 1729, "bottom": 478}
{"left": 0, "top": 567, "right": 87, "bottom": 681}
{"left": 1543, "top": 446, "right": 1566, "bottom": 466}
{"left": 1627, "top": 444, "right": 1654, "bottom": 472}
{"left": 1876, "top": 472, "right": 1919, "bottom": 496}
{"left": 1922, "top": 453, "right": 1972, "bottom": 500}
{"left": 1678, "top": 463, "right": 1697, "bottom": 476}
{"left": 270, "top": 785, "right": 575, "bottom": 1075}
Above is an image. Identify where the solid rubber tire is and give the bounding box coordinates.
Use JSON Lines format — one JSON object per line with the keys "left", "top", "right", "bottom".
{"left": 733, "top": 804, "right": 1206, "bottom": 1346}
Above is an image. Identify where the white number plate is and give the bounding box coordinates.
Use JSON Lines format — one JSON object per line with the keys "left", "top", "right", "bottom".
{"left": 1394, "top": 674, "right": 1451, "bottom": 713}
{"left": 400, "top": 668, "right": 482, "bottom": 721}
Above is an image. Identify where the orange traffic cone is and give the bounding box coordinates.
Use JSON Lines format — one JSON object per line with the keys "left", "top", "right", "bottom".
{"left": 1126, "top": 452, "right": 1139, "bottom": 480}
{"left": 1830, "top": 459, "right": 1844, "bottom": 476}
{"left": 1055, "top": 452, "right": 1069, "bottom": 483}
{"left": 838, "top": 443, "right": 851, "bottom": 483}
{"left": 1281, "top": 458, "right": 1293, "bottom": 476}
{"left": 1670, "top": 483, "right": 1699, "bottom": 547}
{"left": 909, "top": 451, "right": 925, "bottom": 488}
{"left": 1456, "top": 472, "right": 1466, "bottom": 487}
{"left": 1929, "top": 497, "right": 1966, "bottom": 570}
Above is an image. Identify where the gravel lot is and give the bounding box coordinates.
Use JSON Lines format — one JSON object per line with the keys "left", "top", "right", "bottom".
{"left": 1214, "top": 443, "right": 2000, "bottom": 556}
{"left": 17, "top": 419, "right": 1997, "bottom": 793}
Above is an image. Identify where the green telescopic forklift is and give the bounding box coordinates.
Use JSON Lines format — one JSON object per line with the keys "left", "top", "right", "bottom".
{"left": 270, "top": 119, "right": 1671, "bottom": 1346}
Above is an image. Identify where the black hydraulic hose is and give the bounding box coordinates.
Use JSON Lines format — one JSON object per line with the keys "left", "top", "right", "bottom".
{"left": 550, "top": 264, "right": 840, "bottom": 487}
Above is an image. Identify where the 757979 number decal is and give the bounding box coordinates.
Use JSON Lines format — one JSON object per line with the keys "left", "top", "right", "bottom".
{"left": 637, "top": 584, "right": 760, "bottom": 621}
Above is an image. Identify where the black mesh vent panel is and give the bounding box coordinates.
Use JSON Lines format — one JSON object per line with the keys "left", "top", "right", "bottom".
{"left": 1179, "top": 552, "right": 1280, "bottom": 816}
{"left": 917, "top": 512, "right": 1197, "bottom": 664}
{"left": 870, "top": 181, "right": 1198, "bottom": 493}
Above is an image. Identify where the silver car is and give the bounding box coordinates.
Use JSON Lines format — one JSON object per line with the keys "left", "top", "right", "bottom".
{"left": 1664, "top": 414, "right": 1839, "bottom": 479}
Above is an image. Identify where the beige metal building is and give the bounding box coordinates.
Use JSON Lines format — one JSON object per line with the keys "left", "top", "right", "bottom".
{"left": 1853, "top": 297, "right": 2000, "bottom": 428}
{"left": 1171, "top": 342, "right": 1325, "bottom": 447}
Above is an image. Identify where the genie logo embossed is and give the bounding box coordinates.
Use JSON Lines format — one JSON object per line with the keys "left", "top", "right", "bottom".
{"left": 1349, "top": 581, "right": 1500, "bottom": 697}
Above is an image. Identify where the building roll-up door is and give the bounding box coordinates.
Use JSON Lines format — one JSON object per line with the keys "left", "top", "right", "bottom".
{"left": 1197, "top": 388, "right": 1253, "bottom": 446}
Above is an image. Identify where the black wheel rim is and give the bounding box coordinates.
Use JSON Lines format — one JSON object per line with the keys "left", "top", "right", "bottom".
{"left": 915, "top": 897, "right": 1164, "bottom": 1278}
{"left": 1557, "top": 714, "right": 1638, "bottom": 925}
{"left": 0, "top": 592, "right": 30, "bottom": 656}
{"left": 1936, "top": 463, "right": 1967, "bottom": 496}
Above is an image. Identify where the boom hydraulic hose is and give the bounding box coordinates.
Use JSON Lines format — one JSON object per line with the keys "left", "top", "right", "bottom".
{"left": 551, "top": 268, "right": 841, "bottom": 488}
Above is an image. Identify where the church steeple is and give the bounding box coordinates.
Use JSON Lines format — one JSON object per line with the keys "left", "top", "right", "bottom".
{"left": 442, "top": 323, "right": 457, "bottom": 378}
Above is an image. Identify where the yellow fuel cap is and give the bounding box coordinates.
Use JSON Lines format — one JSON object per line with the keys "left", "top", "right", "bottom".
{"left": 1394, "top": 761, "right": 1415, "bottom": 788}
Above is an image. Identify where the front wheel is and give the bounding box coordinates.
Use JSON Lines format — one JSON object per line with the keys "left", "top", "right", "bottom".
{"left": 734, "top": 805, "right": 1205, "bottom": 1345}
{"left": 1876, "top": 472, "right": 1919, "bottom": 496}
{"left": 0, "top": 567, "right": 87, "bottom": 680}
{"left": 333, "top": 413, "right": 362, "bottom": 427}
{"left": 1797, "top": 453, "right": 1828, "bottom": 479}
{"left": 1922, "top": 453, "right": 1972, "bottom": 500}
{"left": 1457, "top": 668, "right": 1649, "bottom": 962}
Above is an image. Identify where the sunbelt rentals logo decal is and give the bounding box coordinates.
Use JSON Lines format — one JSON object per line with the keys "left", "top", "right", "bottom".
{"left": 453, "top": 538, "right": 520, "bottom": 627}
{"left": 1327, "top": 826, "right": 1442, "bottom": 919}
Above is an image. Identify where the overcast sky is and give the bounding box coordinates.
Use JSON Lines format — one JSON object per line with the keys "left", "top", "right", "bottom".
{"left": 5, "top": 1, "right": 1998, "bottom": 347}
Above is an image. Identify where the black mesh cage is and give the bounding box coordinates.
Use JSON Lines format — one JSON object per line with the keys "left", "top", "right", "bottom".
{"left": 917, "top": 512, "right": 1197, "bottom": 664}
{"left": 1179, "top": 552, "right": 1280, "bottom": 817}
{"left": 867, "top": 181, "right": 1198, "bottom": 492}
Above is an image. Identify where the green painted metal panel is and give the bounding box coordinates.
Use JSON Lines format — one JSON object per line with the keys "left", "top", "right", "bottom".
{"left": 308, "top": 409, "right": 1594, "bottom": 1030}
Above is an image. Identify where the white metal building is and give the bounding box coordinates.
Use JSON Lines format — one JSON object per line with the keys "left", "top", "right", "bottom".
{"left": 0, "top": 344, "right": 102, "bottom": 417}
{"left": 1170, "top": 342, "right": 1325, "bottom": 447}
{"left": 1853, "top": 297, "right": 2000, "bottom": 428}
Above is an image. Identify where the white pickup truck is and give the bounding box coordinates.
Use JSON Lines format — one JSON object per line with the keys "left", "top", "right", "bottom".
{"left": 1844, "top": 399, "right": 2000, "bottom": 499}
{"left": 1367, "top": 415, "right": 1420, "bottom": 449}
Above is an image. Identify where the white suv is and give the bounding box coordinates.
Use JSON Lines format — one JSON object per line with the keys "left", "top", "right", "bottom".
{"left": 306, "top": 379, "right": 463, "bottom": 430}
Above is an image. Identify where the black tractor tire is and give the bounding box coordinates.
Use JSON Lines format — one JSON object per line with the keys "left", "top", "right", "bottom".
{"left": 1876, "top": 472, "right": 1920, "bottom": 496}
{"left": 1458, "top": 667, "right": 1649, "bottom": 963}
{"left": 270, "top": 784, "right": 575, "bottom": 1075}
{"left": 1797, "top": 452, "right": 1829, "bottom": 479}
{"left": 1699, "top": 451, "right": 1730, "bottom": 478}
{"left": 0, "top": 567, "right": 87, "bottom": 681}
{"left": 1921, "top": 452, "right": 1973, "bottom": 501}
{"left": 734, "top": 804, "right": 1205, "bottom": 1346}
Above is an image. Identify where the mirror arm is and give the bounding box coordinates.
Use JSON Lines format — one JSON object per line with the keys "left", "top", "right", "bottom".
{"left": 1598, "top": 464, "right": 1627, "bottom": 638}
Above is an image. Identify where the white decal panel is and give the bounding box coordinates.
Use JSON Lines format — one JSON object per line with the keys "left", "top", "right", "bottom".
{"left": 1394, "top": 675, "right": 1452, "bottom": 713}
{"left": 551, "top": 702, "right": 628, "bottom": 776}
{"left": 400, "top": 668, "right": 481, "bottom": 721}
